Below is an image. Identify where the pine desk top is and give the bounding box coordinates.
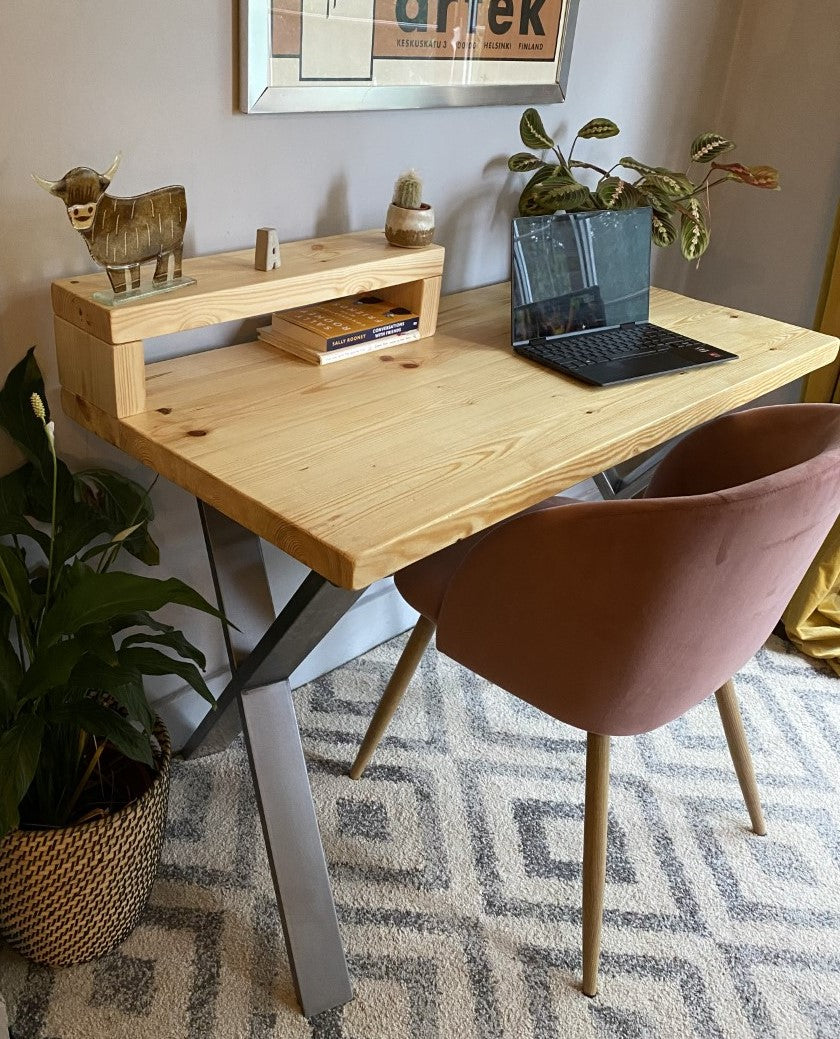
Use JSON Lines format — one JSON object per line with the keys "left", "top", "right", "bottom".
{"left": 62, "top": 283, "right": 839, "bottom": 589}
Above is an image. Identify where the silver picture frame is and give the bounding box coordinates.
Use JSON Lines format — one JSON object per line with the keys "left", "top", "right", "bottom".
{"left": 240, "top": 0, "right": 581, "bottom": 114}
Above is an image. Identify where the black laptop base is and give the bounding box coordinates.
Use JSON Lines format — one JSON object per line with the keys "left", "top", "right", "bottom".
{"left": 514, "top": 323, "right": 738, "bottom": 387}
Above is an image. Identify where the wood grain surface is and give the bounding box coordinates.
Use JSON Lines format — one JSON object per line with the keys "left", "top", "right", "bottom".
{"left": 51, "top": 230, "right": 445, "bottom": 344}
{"left": 54, "top": 317, "right": 146, "bottom": 417}
{"left": 61, "top": 283, "right": 839, "bottom": 589}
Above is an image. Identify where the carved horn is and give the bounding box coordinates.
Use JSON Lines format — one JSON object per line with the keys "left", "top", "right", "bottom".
{"left": 100, "top": 153, "right": 121, "bottom": 185}
{"left": 32, "top": 172, "right": 61, "bottom": 194}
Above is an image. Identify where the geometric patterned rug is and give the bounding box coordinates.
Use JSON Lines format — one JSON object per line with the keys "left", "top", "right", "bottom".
{"left": 2, "top": 633, "right": 839, "bottom": 1038}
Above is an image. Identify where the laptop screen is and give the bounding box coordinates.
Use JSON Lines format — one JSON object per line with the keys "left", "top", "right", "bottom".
{"left": 511, "top": 208, "right": 653, "bottom": 346}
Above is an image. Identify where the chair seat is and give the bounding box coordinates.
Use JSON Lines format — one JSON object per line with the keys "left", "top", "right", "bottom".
{"left": 395, "top": 496, "right": 576, "bottom": 622}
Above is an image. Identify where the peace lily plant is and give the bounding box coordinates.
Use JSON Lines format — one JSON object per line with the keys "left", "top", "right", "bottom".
{"left": 508, "top": 109, "right": 780, "bottom": 261}
{"left": 0, "top": 349, "right": 220, "bottom": 839}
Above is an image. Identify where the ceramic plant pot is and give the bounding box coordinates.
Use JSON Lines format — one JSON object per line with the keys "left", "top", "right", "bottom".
{"left": 385, "top": 202, "right": 435, "bottom": 248}
{"left": 0, "top": 719, "right": 171, "bottom": 967}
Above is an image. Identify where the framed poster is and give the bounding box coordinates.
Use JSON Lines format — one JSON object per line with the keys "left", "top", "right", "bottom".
{"left": 240, "top": 0, "right": 580, "bottom": 113}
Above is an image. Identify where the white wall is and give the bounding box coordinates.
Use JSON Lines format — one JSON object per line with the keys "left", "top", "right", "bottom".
{"left": 3, "top": 0, "right": 833, "bottom": 733}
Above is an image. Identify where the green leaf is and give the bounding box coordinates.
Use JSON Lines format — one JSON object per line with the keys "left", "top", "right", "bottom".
{"left": 0, "top": 348, "right": 52, "bottom": 482}
{"left": 519, "top": 108, "right": 554, "bottom": 150}
{"left": 105, "top": 678, "right": 154, "bottom": 732}
{"left": 619, "top": 185, "right": 647, "bottom": 209}
{"left": 38, "top": 570, "right": 223, "bottom": 648}
{"left": 0, "top": 715, "right": 43, "bottom": 838}
{"left": 54, "top": 700, "right": 154, "bottom": 767}
{"left": 647, "top": 169, "right": 696, "bottom": 199}
{"left": 651, "top": 214, "right": 678, "bottom": 248}
{"left": 0, "top": 638, "right": 23, "bottom": 723}
{"left": 618, "top": 156, "right": 656, "bottom": 176}
{"left": 50, "top": 502, "right": 111, "bottom": 570}
{"left": 518, "top": 190, "right": 556, "bottom": 217}
{"left": 518, "top": 163, "right": 561, "bottom": 193}
{"left": 517, "top": 165, "right": 562, "bottom": 216}
{"left": 109, "top": 611, "right": 176, "bottom": 637}
{"left": 525, "top": 179, "right": 591, "bottom": 214}
{"left": 636, "top": 182, "right": 677, "bottom": 216}
{"left": 73, "top": 625, "right": 119, "bottom": 666}
{"left": 0, "top": 514, "right": 51, "bottom": 559}
{"left": 69, "top": 658, "right": 153, "bottom": 731}
{"left": 576, "top": 118, "right": 620, "bottom": 140}
{"left": 119, "top": 646, "right": 215, "bottom": 705}
{"left": 0, "top": 544, "right": 33, "bottom": 623}
{"left": 0, "top": 594, "right": 12, "bottom": 642}
{"left": 76, "top": 469, "right": 158, "bottom": 566}
{"left": 0, "top": 352, "right": 76, "bottom": 522}
{"left": 595, "top": 177, "right": 642, "bottom": 209}
{"left": 0, "top": 466, "right": 28, "bottom": 523}
{"left": 20, "top": 458, "right": 75, "bottom": 528}
{"left": 678, "top": 199, "right": 710, "bottom": 260}
{"left": 18, "top": 638, "right": 89, "bottom": 702}
{"left": 508, "top": 152, "right": 546, "bottom": 173}
{"left": 690, "top": 132, "right": 735, "bottom": 163}
{"left": 78, "top": 525, "right": 143, "bottom": 565}
{"left": 120, "top": 629, "right": 206, "bottom": 668}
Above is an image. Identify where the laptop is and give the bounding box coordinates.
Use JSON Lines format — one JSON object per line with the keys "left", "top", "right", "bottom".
{"left": 510, "top": 208, "right": 737, "bottom": 386}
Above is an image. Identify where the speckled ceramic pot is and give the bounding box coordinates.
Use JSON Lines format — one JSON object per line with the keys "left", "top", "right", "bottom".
{"left": 385, "top": 202, "right": 435, "bottom": 248}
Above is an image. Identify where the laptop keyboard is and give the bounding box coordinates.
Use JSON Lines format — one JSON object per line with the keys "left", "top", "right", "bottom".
{"left": 520, "top": 324, "right": 704, "bottom": 371}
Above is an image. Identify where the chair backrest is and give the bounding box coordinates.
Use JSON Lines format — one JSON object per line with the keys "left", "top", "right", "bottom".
{"left": 435, "top": 404, "right": 840, "bottom": 736}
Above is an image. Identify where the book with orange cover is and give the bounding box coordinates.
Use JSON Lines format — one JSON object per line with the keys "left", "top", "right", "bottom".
{"left": 258, "top": 325, "right": 421, "bottom": 365}
{"left": 271, "top": 294, "right": 420, "bottom": 351}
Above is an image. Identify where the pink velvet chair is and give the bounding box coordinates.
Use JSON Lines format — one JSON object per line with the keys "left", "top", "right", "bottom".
{"left": 349, "top": 403, "right": 840, "bottom": 996}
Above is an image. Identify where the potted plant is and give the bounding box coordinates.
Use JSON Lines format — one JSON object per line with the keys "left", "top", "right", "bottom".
{"left": 385, "top": 169, "right": 435, "bottom": 248}
{"left": 0, "top": 348, "right": 221, "bottom": 967}
{"left": 507, "top": 109, "right": 779, "bottom": 261}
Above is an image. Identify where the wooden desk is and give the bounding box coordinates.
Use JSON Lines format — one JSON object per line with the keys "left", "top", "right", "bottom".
{"left": 60, "top": 279, "right": 838, "bottom": 1017}
{"left": 62, "top": 282, "right": 837, "bottom": 589}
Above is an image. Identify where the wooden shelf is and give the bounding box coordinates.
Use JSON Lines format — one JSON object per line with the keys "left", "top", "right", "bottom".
{"left": 52, "top": 229, "right": 445, "bottom": 417}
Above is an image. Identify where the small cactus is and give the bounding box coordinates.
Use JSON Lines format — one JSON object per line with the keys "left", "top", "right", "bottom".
{"left": 392, "top": 169, "right": 423, "bottom": 210}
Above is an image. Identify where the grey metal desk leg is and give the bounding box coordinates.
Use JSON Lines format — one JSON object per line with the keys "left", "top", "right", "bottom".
{"left": 184, "top": 502, "right": 363, "bottom": 757}
{"left": 184, "top": 503, "right": 364, "bottom": 1017}
{"left": 593, "top": 440, "right": 677, "bottom": 500}
{"left": 240, "top": 679, "right": 354, "bottom": 1017}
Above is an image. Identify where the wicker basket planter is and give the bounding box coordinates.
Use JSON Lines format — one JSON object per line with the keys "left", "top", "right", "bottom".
{"left": 0, "top": 719, "right": 171, "bottom": 967}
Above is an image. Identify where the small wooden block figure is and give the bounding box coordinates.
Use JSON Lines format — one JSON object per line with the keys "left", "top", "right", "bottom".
{"left": 255, "top": 228, "right": 281, "bottom": 271}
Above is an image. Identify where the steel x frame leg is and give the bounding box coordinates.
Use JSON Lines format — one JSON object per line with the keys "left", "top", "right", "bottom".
{"left": 183, "top": 502, "right": 364, "bottom": 1017}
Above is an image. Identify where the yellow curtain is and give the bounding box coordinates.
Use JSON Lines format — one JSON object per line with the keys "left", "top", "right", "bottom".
{"left": 803, "top": 200, "right": 840, "bottom": 404}
{"left": 784, "top": 516, "right": 840, "bottom": 674}
{"left": 785, "top": 200, "right": 840, "bottom": 670}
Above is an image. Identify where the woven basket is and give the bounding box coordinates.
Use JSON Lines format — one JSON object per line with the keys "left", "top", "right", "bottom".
{"left": 0, "top": 718, "right": 171, "bottom": 967}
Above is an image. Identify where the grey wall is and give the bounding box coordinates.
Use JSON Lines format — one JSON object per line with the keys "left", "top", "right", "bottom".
{"left": 672, "top": 0, "right": 840, "bottom": 326}
{"left": 1, "top": 0, "right": 835, "bottom": 729}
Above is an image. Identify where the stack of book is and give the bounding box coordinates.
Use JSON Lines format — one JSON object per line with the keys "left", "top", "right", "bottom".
{"left": 259, "top": 293, "right": 421, "bottom": 364}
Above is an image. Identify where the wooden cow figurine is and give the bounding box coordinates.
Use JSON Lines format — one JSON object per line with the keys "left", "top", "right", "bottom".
{"left": 33, "top": 155, "right": 187, "bottom": 294}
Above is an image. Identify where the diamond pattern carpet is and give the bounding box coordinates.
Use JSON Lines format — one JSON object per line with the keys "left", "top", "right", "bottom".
{"left": 2, "top": 634, "right": 839, "bottom": 1038}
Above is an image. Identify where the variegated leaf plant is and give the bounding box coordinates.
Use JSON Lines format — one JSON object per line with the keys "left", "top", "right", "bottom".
{"left": 507, "top": 110, "right": 779, "bottom": 262}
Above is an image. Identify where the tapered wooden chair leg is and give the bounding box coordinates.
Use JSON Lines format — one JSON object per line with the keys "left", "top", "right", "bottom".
{"left": 349, "top": 615, "right": 436, "bottom": 780}
{"left": 715, "top": 679, "right": 767, "bottom": 835}
{"left": 582, "top": 731, "right": 610, "bottom": 998}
